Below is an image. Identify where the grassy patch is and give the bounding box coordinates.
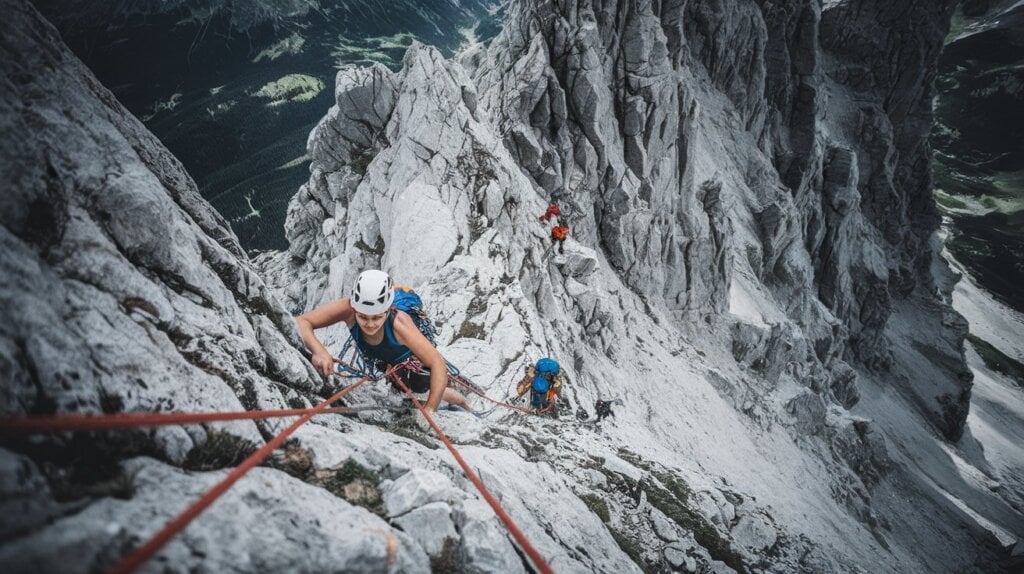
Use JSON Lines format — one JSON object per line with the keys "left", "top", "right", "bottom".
{"left": 579, "top": 493, "right": 611, "bottom": 523}
{"left": 52, "top": 467, "right": 135, "bottom": 501}
{"left": 349, "top": 145, "right": 374, "bottom": 176}
{"left": 389, "top": 425, "right": 440, "bottom": 450}
{"left": 332, "top": 459, "right": 380, "bottom": 485}
{"left": 265, "top": 439, "right": 315, "bottom": 479}
{"left": 456, "top": 320, "right": 486, "bottom": 340}
{"left": 610, "top": 528, "right": 655, "bottom": 573}
{"left": 253, "top": 33, "right": 305, "bottom": 63}
{"left": 641, "top": 477, "right": 747, "bottom": 573}
{"left": 934, "top": 190, "right": 968, "bottom": 211}
{"left": 430, "top": 537, "right": 460, "bottom": 573}
{"left": 612, "top": 450, "right": 747, "bottom": 571}
{"left": 183, "top": 431, "right": 257, "bottom": 471}
{"left": 967, "top": 334, "right": 1024, "bottom": 387}
{"left": 254, "top": 74, "right": 324, "bottom": 105}
{"left": 653, "top": 470, "right": 692, "bottom": 503}
{"left": 318, "top": 459, "right": 384, "bottom": 515}
{"left": 992, "top": 170, "right": 1024, "bottom": 196}
{"left": 331, "top": 32, "right": 415, "bottom": 69}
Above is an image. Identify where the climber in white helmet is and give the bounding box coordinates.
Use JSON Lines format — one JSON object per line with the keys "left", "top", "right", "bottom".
{"left": 296, "top": 270, "right": 472, "bottom": 423}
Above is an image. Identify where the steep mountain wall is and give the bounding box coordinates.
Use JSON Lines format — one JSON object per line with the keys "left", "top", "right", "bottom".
{"left": 271, "top": 0, "right": 968, "bottom": 441}
{"left": 0, "top": 2, "right": 427, "bottom": 571}
{"left": 3, "top": 0, "right": 1020, "bottom": 572}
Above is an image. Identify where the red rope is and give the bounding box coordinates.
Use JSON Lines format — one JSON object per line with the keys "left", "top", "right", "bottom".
{"left": 398, "top": 357, "right": 554, "bottom": 416}
{"left": 448, "top": 373, "right": 555, "bottom": 415}
{"left": 0, "top": 406, "right": 374, "bottom": 434}
{"left": 390, "top": 372, "right": 555, "bottom": 574}
{"left": 106, "top": 374, "right": 373, "bottom": 574}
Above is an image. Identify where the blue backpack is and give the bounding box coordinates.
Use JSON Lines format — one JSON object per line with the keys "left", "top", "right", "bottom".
{"left": 531, "top": 376, "right": 551, "bottom": 408}
{"left": 535, "top": 358, "right": 560, "bottom": 376}
{"left": 531, "top": 358, "right": 559, "bottom": 409}
{"left": 392, "top": 286, "right": 438, "bottom": 345}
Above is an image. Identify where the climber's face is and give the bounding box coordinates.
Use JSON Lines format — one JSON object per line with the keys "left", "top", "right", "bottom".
{"left": 355, "top": 311, "right": 387, "bottom": 336}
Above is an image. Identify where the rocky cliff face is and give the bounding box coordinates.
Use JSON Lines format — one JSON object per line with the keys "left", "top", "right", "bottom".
{"left": 3, "top": 0, "right": 1020, "bottom": 572}
{"left": 271, "top": 0, "right": 968, "bottom": 438}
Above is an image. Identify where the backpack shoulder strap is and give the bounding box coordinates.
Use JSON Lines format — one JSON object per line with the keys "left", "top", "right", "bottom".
{"left": 383, "top": 310, "right": 401, "bottom": 346}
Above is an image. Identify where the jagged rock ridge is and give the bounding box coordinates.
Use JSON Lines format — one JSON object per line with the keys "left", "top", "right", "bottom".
{"left": 2, "top": 0, "right": 1022, "bottom": 572}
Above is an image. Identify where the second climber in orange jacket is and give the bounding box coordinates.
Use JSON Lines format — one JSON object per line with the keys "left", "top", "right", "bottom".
{"left": 551, "top": 224, "right": 569, "bottom": 254}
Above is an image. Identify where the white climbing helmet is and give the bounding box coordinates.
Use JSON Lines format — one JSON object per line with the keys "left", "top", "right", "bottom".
{"left": 351, "top": 269, "right": 394, "bottom": 315}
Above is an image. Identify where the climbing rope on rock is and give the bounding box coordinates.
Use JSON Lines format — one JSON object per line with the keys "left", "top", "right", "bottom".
{"left": 0, "top": 405, "right": 395, "bottom": 434}
{"left": 104, "top": 370, "right": 384, "bottom": 574}
{"left": 390, "top": 372, "right": 555, "bottom": 574}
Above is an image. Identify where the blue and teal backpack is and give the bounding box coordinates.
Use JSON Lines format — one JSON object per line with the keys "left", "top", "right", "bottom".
{"left": 530, "top": 358, "right": 560, "bottom": 408}
{"left": 531, "top": 376, "right": 550, "bottom": 408}
{"left": 392, "top": 286, "right": 438, "bottom": 345}
{"left": 535, "top": 358, "right": 560, "bottom": 376}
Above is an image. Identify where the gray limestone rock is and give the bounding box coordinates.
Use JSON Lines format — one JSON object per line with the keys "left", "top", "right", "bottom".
{"left": 651, "top": 508, "right": 681, "bottom": 542}
{"left": 787, "top": 391, "right": 828, "bottom": 436}
{"left": 383, "top": 468, "right": 464, "bottom": 518}
{"left": 0, "top": 449, "right": 60, "bottom": 540}
{"left": 0, "top": 458, "right": 430, "bottom": 574}
{"left": 393, "top": 501, "right": 458, "bottom": 558}
{"left": 730, "top": 513, "right": 778, "bottom": 556}
{"left": 693, "top": 489, "right": 736, "bottom": 529}
{"left": 454, "top": 498, "right": 527, "bottom": 574}
{"left": 0, "top": 0, "right": 317, "bottom": 470}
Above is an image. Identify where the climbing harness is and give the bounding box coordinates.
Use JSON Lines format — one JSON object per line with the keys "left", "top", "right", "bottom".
{"left": 336, "top": 286, "right": 440, "bottom": 378}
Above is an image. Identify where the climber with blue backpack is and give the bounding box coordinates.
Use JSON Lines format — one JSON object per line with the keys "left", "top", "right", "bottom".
{"left": 515, "top": 358, "right": 564, "bottom": 413}
{"left": 296, "top": 270, "right": 472, "bottom": 425}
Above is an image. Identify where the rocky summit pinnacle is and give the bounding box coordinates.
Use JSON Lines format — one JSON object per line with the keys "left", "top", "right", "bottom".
{"left": 2, "top": 0, "right": 1021, "bottom": 573}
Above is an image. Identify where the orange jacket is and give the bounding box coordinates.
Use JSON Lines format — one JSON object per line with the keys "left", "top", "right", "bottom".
{"left": 551, "top": 225, "right": 569, "bottom": 240}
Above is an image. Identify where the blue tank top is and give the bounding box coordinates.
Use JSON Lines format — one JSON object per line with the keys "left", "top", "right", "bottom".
{"left": 350, "top": 311, "right": 412, "bottom": 366}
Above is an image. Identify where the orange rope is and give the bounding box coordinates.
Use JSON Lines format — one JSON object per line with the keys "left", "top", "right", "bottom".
{"left": 448, "top": 373, "right": 555, "bottom": 415}
{"left": 390, "top": 372, "right": 555, "bottom": 574}
{"left": 396, "top": 357, "right": 555, "bottom": 416}
{"left": 106, "top": 374, "right": 374, "bottom": 574}
{"left": 0, "top": 406, "right": 375, "bottom": 434}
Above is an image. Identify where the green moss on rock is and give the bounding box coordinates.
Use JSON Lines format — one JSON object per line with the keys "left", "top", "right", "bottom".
{"left": 318, "top": 459, "right": 384, "bottom": 515}
{"left": 610, "top": 528, "right": 655, "bottom": 573}
{"left": 640, "top": 477, "right": 747, "bottom": 573}
{"left": 967, "top": 334, "right": 1024, "bottom": 387}
{"left": 579, "top": 493, "right": 611, "bottom": 523}
{"left": 183, "top": 431, "right": 257, "bottom": 471}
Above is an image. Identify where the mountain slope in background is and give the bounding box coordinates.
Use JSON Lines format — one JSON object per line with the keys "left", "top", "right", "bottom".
{"left": 32, "top": 0, "right": 500, "bottom": 251}
{"left": 934, "top": 0, "right": 1024, "bottom": 313}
